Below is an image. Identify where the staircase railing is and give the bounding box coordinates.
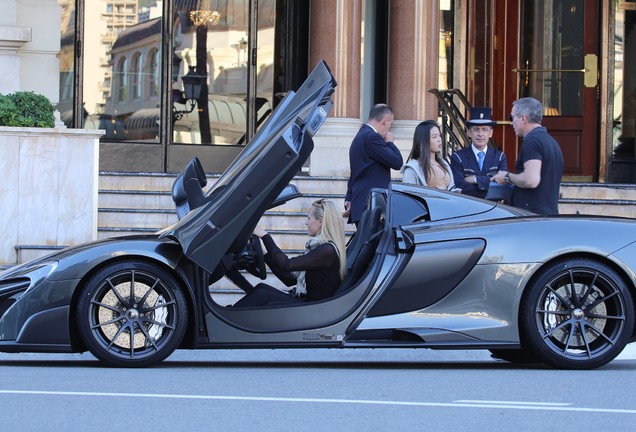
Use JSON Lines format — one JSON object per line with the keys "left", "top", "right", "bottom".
{"left": 428, "top": 88, "right": 472, "bottom": 158}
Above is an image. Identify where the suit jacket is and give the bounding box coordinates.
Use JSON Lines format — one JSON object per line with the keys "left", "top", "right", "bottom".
{"left": 450, "top": 146, "right": 508, "bottom": 199}
{"left": 346, "top": 124, "right": 403, "bottom": 223}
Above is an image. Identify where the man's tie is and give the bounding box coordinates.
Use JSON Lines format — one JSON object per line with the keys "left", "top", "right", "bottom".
{"left": 477, "top": 151, "right": 485, "bottom": 171}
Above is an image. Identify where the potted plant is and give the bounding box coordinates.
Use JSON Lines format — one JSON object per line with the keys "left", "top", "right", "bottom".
{"left": 0, "top": 91, "right": 55, "bottom": 127}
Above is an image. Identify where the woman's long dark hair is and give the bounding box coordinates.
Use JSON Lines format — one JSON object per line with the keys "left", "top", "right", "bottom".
{"left": 407, "top": 120, "right": 444, "bottom": 182}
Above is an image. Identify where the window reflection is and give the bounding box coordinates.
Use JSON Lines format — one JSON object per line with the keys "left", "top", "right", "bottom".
{"left": 609, "top": 5, "right": 636, "bottom": 183}
{"left": 57, "top": 0, "right": 76, "bottom": 127}
{"left": 172, "top": 0, "right": 276, "bottom": 145}
{"left": 57, "top": 0, "right": 280, "bottom": 172}
{"left": 116, "top": 58, "right": 128, "bottom": 102}
{"left": 255, "top": 0, "right": 275, "bottom": 137}
{"left": 66, "top": 1, "right": 163, "bottom": 142}
{"left": 148, "top": 48, "right": 160, "bottom": 98}
{"left": 520, "top": 0, "right": 584, "bottom": 116}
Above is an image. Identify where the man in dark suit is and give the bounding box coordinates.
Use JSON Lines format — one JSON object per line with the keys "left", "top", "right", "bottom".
{"left": 344, "top": 104, "right": 403, "bottom": 225}
{"left": 450, "top": 106, "right": 508, "bottom": 199}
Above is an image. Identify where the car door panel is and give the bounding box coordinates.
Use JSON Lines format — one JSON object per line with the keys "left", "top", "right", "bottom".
{"left": 367, "top": 239, "right": 486, "bottom": 317}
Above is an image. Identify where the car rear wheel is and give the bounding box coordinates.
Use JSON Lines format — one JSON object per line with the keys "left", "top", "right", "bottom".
{"left": 77, "top": 260, "right": 188, "bottom": 367}
{"left": 520, "top": 258, "right": 634, "bottom": 370}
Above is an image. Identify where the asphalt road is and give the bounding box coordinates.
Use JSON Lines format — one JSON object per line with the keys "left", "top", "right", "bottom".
{"left": 1, "top": 347, "right": 635, "bottom": 432}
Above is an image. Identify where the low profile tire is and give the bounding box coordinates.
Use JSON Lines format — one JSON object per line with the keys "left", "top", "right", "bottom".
{"left": 520, "top": 258, "right": 634, "bottom": 370}
{"left": 77, "top": 260, "right": 188, "bottom": 367}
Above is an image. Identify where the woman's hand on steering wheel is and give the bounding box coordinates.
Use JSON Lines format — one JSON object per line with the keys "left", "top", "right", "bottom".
{"left": 253, "top": 226, "right": 268, "bottom": 238}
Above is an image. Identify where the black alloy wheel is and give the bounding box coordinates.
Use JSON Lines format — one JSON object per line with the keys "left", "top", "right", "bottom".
{"left": 520, "top": 258, "right": 634, "bottom": 370}
{"left": 77, "top": 260, "right": 188, "bottom": 367}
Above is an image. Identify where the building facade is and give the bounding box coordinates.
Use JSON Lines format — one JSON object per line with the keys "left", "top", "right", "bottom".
{"left": 2, "top": 0, "right": 635, "bottom": 183}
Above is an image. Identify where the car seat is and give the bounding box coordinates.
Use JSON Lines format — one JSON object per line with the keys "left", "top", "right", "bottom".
{"left": 338, "top": 205, "right": 384, "bottom": 296}
{"left": 345, "top": 206, "right": 382, "bottom": 272}
{"left": 172, "top": 157, "right": 207, "bottom": 219}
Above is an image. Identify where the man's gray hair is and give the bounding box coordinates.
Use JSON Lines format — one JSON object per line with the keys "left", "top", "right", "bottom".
{"left": 513, "top": 97, "right": 543, "bottom": 124}
{"left": 368, "top": 104, "right": 394, "bottom": 122}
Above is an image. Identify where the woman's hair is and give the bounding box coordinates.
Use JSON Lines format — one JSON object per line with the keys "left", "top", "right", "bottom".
{"left": 408, "top": 120, "right": 445, "bottom": 182}
{"left": 310, "top": 199, "right": 346, "bottom": 280}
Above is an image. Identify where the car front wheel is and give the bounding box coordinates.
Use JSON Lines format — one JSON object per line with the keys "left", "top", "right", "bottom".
{"left": 77, "top": 260, "right": 188, "bottom": 367}
{"left": 520, "top": 258, "right": 634, "bottom": 370}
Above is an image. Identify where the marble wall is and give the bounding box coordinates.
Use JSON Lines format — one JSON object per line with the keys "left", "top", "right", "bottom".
{"left": 0, "top": 0, "right": 60, "bottom": 102}
{"left": 0, "top": 126, "right": 103, "bottom": 265}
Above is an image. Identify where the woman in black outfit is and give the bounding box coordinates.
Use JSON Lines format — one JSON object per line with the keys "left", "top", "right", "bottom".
{"left": 233, "top": 199, "right": 346, "bottom": 307}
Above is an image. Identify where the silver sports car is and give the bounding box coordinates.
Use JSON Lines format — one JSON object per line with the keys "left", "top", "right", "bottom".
{"left": 1, "top": 61, "right": 635, "bottom": 369}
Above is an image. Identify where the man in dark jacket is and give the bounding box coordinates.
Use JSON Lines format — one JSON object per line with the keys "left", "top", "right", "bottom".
{"left": 344, "top": 104, "right": 403, "bottom": 225}
{"left": 492, "top": 97, "right": 564, "bottom": 215}
{"left": 450, "top": 106, "right": 508, "bottom": 199}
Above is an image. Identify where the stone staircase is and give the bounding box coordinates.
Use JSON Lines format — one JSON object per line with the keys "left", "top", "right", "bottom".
{"left": 559, "top": 183, "right": 636, "bottom": 218}
{"left": 97, "top": 172, "right": 351, "bottom": 241}
{"left": 7, "top": 177, "right": 636, "bottom": 286}
{"left": 97, "top": 172, "right": 353, "bottom": 303}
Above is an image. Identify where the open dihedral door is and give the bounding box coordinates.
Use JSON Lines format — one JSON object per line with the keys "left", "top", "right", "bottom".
{"left": 159, "top": 61, "right": 337, "bottom": 275}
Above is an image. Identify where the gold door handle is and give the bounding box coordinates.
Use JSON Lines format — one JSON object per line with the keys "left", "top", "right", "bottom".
{"left": 512, "top": 67, "right": 588, "bottom": 73}
{"left": 512, "top": 54, "right": 597, "bottom": 88}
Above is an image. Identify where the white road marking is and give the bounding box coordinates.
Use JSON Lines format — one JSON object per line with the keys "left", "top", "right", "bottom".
{"left": 456, "top": 400, "right": 572, "bottom": 406}
{"left": 0, "top": 390, "right": 634, "bottom": 414}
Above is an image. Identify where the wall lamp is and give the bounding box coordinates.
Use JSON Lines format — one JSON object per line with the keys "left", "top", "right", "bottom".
{"left": 173, "top": 54, "right": 204, "bottom": 122}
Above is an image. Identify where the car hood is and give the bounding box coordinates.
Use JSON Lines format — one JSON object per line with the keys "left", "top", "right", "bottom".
{"left": 158, "top": 61, "right": 337, "bottom": 274}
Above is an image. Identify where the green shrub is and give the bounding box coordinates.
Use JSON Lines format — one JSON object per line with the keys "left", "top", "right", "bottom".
{"left": 0, "top": 91, "right": 55, "bottom": 128}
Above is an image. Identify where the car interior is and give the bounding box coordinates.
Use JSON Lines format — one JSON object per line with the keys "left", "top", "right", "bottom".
{"left": 171, "top": 157, "right": 389, "bottom": 321}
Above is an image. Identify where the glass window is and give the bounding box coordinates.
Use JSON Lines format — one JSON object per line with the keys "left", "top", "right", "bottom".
{"left": 609, "top": 3, "right": 636, "bottom": 182}
{"left": 519, "top": 0, "right": 585, "bottom": 116}
{"left": 471, "top": 0, "right": 492, "bottom": 105}
{"left": 82, "top": 1, "right": 161, "bottom": 144}
{"left": 438, "top": 0, "right": 454, "bottom": 90}
{"left": 131, "top": 52, "right": 143, "bottom": 100}
{"left": 255, "top": 0, "right": 276, "bottom": 134}
{"left": 117, "top": 58, "right": 128, "bottom": 102}
{"left": 64, "top": 0, "right": 305, "bottom": 172}
{"left": 57, "top": 0, "right": 77, "bottom": 128}
{"left": 148, "top": 49, "right": 160, "bottom": 98}
{"left": 172, "top": 0, "right": 254, "bottom": 145}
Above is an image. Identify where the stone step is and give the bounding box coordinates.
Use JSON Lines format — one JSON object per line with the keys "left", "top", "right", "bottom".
{"left": 98, "top": 173, "right": 184, "bottom": 192}
{"left": 96, "top": 226, "right": 352, "bottom": 250}
{"left": 559, "top": 183, "right": 636, "bottom": 200}
{"left": 98, "top": 190, "right": 175, "bottom": 210}
{"left": 558, "top": 183, "right": 636, "bottom": 217}
{"left": 97, "top": 227, "right": 157, "bottom": 239}
{"left": 558, "top": 199, "right": 636, "bottom": 218}
{"left": 97, "top": 191, "right": 347, "bottom": 212}
{"left": 97, "top": 206, "right": 353, "bottom": 232}
{"left": 99, "top": 172, "right": 349, "bottom": 193}
{"left": 98, "top": 208, "right": 178, "bottom": 229}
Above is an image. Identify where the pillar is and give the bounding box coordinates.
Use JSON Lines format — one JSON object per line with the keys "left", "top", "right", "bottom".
{"left": 388, "top": 0, "right": 440, "bottom": 121}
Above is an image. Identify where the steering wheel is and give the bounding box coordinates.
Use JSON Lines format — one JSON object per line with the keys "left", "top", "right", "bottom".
{"left": 235, "top": 234, "right": 267, "bottom": 280}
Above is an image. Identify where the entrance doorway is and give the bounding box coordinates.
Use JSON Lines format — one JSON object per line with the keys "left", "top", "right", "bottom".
{"left": 487, "top": 0, "right": 600, "bottom": 181}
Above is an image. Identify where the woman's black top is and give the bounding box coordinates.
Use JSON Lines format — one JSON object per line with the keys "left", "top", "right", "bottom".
{"left": 262, "top": 234, "right": 341, "bottom": 301}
